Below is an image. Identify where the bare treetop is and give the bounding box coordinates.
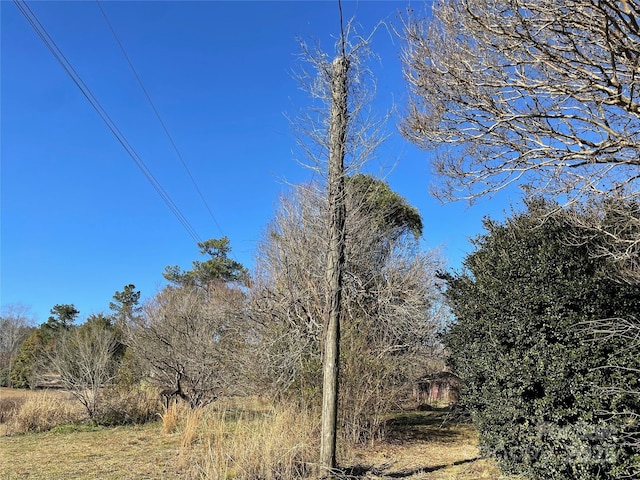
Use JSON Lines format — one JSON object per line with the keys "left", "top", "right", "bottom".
{"left": 402, "top": 0, "right": 640, "bottom": 204}
{"left": 290, "top": 23, "right": 389, "bottom": 179}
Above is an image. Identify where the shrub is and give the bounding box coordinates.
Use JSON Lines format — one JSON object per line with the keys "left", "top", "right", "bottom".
{"left": 95, "top": 387, "right": 161, "bottom": 426}
{"left": 441, "top": 199, "right": 640, "bottom": 479}
{"left": 10, "top": 331, "right": 45, "bottom": 388}
{"left": 0, "top": 368, "right": 10, "bottom": 388}
{"left": 113, "top": 347, "right": 144, "bottom": 389}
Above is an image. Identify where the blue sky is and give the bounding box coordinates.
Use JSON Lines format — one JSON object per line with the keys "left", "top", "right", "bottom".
{"left": 1, "top": 1, "right": 517, "bottom": 324}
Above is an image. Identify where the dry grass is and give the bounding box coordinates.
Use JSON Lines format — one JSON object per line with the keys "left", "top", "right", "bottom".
{"left": 96, "top": 387, "right": 161, "bottom": 425}
{"left": 162, "top": 401, "right": 181, "bottom": 434}
{"left": 0, "top": 390, "right": 523, "bottom": 479}
{"left": 0, "top": 386, "right": 161, "bottom": 435}
{"left": 182, "top": 398, "right": 319, "bottom": 479}
{"left": 0, "top": 421, "right": 184, "bottom": 479}
{"left": 179, "top": 406, "right": 202, "bottom": 449}
{"left": 0, "top": 388, "right": 85, "bottom": 435}
{"left": 0, "top": 395, "right": 26, "bottom": 424}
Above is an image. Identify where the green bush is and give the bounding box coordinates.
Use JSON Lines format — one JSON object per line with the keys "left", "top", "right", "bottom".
{"left": 441, "top": 199, "right": 640, "bottom": 479}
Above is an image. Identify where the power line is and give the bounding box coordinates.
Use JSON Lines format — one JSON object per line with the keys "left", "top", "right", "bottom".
{"left": 13, "top": 0, "right": 202, "bottom": 244}
{"left": 96, "top": 0, "right": 225, "bottom": 239}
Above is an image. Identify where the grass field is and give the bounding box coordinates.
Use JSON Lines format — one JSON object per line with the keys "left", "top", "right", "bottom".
{"left": 0, "top": 388, "right": 520, "bottom": 479}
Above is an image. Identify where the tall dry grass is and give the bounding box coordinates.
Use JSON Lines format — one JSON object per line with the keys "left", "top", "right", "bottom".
{"left": 2, "top": 390, "right": 355, "bottom": 479}
{"left": 0, "top": 396, "right": 26, "bottom": 424}
{"left": 172, "top": 399, "right": 321, "bottom": 479}
{"left": 162, "top": 401, "right": 181, "bottom": 434}
{"left": 1, "top": 390, "right": 85, "bottom": 435}
{"left": 0, "top": 386, "right": 161, "bottom": 435}
{"left": 180, "top": 406, "right": 203, "bottom": 449}
{"left": 97, "top": 386, "right": 161, "bottom": 425}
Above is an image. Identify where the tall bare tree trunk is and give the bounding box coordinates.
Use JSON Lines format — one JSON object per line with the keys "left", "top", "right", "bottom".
{"left": 320, "top": 54, "right": 349, "bottom": 473}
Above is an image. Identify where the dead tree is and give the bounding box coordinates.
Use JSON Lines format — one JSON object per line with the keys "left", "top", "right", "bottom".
{"left": 284, "top": 3, "right": 386, "bottom": 473}
{"left": 159, "top": 370, "right": 183, "bottom": 410}
{"left": 320, "top": 53, "right": 348, "bottom": 472}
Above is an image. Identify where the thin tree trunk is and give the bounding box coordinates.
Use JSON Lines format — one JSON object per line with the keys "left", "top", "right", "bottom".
{"left": 320, "top": 54, "right": 349, "bottom": 474}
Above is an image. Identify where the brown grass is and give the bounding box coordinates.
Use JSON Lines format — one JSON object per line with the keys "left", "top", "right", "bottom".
{"left": 0, "top": 395, "right": 26, "bottom": 424}
{"left": 179, "top": 406, "right": 202, "bottom": 449}
{"left": 161, "top": 401, "right": 180, "bottom": 434}
{"left": 0, "top": 390, "right": 524, "bottom": 479}
{"left": 0, "top": 421, "right": 184, "bottom": 479}
{"left": 344, "top": 409, "right": 522, "bottom": 479}
{"left": 96, "top": 387, "right": 161, "bottom": 425}
{"left": 180, "top": 398, "right": 319, "bottom": 479}
{"left": 0, "top": 388, "right": 85, "bottom": 435}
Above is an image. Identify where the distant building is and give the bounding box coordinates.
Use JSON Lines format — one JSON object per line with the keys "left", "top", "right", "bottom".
{"left": 413, "top": 371, "right": 461, "bottom": 406}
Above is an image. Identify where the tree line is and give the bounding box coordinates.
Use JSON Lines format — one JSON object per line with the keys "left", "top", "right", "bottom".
{"left": 0, "top": 174, "right": 444, "bottom": 439}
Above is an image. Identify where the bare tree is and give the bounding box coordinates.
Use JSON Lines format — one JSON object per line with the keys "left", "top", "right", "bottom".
{"left": 290, "top": 33, "right": 387, "bottom": 181}
{"left": 159, "top": 369, "right": 184, "bottom": 410}
{"left": 402, "top": 0, "right": 640, "bottom": 277}
{"left": 403, "top": 0, "right": 640, "bottom": 201}
{"left": 585, "top": 313, "right": 640, "bottom": 465}
{"left": 0, "top": 304, "right": 34, "bottom": 387}
{"left": 127, "top": 284, "right": 250, "bottom": 409}
{"left": 49, "top": 321, "right": 118, "bottom": 418}
{"left": 251, "top": 177, "right": 443, "bottom": 444}
{"left": 287, "top": 11, "right": 391, "bottom": 471}
{"left": 563, "top": 195, "right": 640, "bottom": 282}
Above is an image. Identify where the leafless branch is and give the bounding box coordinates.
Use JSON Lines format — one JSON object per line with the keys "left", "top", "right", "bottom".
{"left": 127, "top": 284, "right": 252, "bottom": 408}
{"left": 403, "top": 0, "right": 640, "bottom": 204}
{"left": 402, "top": 0, "right": 640, "bottom": 281}
{"left": 49, "top": 322, "right": 118, "bottom": 418}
